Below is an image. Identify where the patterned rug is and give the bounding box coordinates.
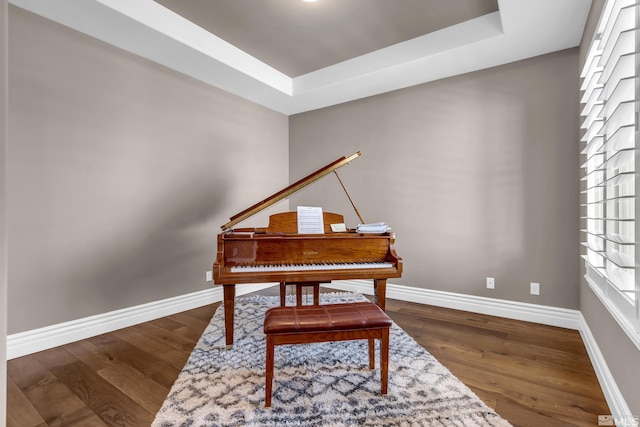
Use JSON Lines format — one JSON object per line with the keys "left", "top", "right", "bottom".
{"left": 152, "top": 292, "right": 511, "bottom": 426}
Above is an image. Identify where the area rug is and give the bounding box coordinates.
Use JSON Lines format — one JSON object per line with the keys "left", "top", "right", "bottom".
{"left": 152, "top": 292, "right": 511, "bottom": 426}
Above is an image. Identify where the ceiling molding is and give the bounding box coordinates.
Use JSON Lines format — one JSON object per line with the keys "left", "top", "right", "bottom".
{"left": 10, "top": 0, "right": 591, "bottom": 115}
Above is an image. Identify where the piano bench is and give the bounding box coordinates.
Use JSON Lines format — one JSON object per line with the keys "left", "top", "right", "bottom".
{"left": 263, "top": 301, "right": 392, "bottom": 407}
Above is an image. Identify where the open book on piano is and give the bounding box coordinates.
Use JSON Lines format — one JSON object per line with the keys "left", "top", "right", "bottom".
{"left": 213, "top": 152, "right": 403, "bottom": 346}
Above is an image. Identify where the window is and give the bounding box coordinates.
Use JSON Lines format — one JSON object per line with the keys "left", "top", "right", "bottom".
{"left": 580, "top": 0, "right": 640, "bottom": 346}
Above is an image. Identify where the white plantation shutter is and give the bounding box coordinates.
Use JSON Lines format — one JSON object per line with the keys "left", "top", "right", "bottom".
{"left": 580, "top": 0, "right": 640, "bottom": 345}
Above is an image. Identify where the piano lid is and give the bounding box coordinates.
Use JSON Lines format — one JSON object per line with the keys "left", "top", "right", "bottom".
{"left": 221, "top": 151, "right": 361, "bottom": 230}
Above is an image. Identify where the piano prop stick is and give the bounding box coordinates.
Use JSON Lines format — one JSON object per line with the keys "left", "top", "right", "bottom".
{"left": 334, "top": 169, "right": 365, "bottom": 225}
{"left": 213, "top": 152, "right": 402, "bottom": 347}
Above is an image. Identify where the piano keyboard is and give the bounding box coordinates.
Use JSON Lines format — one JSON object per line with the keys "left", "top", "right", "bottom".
{"left": 230, "top": 261, "right": 394, "bottom": 273}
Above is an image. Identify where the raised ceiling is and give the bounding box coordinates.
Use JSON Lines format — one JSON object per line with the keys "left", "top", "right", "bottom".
{"left": 154, "top": 0, "right": 499, "bottom": 77}
{"left": 10, "top": 0, "right": 592, "bottom": 115}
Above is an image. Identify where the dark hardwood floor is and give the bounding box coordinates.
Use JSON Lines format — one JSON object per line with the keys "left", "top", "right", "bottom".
{"left": 7, "top": 286, "right": 610, "bottom": 426}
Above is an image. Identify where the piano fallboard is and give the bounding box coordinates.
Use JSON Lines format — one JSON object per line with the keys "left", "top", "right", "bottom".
{"left": 213, "top": 231, "right": 402, "bottom": 285}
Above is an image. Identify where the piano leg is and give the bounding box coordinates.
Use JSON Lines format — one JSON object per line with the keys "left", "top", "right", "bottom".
{"left": 374, "top": 279, "right": 387, "bottom": 311}
{"left": 279, "top": 282, "right": 286, "bottom": 306}
{"left": 223, "top": 284, "right": 236, "bottom": 348}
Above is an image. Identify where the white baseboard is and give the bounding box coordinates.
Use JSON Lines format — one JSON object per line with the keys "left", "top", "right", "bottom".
{"left": 6, "top": 283, "right": 274, "bottom": 360}
{"left": 6, "top": 280, "right": 631, "bottom": 422}
{"left": 578, "top": 314, "right": 634, "bottom": 423}
{"left": 329, "top": 280, "right": 583, "bottom": 329}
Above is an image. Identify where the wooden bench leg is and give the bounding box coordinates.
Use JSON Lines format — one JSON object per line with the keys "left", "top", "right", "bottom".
{"left": 267, "top": 333, "right": 388, "bottom": 405}
{"left": 368, "top": 338, "right": 375, "bottom": 369}
{"left": 381, "top": 328, "right": 389, "bottom": 394}
{"left": 265, "top": 335, "right": 275, "bottom": 407}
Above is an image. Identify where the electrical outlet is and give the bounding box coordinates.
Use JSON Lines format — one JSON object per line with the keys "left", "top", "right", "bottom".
{"left": 206, "top": 271, "right": 213, "bottom": 282}
{"left": 530, "top": 282, "right": 540, "bottom": 295}
{"left": 486, "top": 277, "right": 495, "bottom": 289}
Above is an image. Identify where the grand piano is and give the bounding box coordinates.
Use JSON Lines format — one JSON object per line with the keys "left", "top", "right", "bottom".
{"left": 213, "top": 152, "right": 402, "bottom": 346}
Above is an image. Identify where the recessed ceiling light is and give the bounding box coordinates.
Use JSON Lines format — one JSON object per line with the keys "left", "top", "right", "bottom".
{"left": 303, "top": 0, "right": 318, "bottom": 2}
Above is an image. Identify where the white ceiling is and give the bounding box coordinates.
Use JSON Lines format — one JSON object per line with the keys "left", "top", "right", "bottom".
{"left": 10, "top": 0, "right": 592, "bottom": 115}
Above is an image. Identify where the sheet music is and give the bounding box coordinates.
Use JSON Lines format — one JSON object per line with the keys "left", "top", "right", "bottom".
{"left": 330, "top": 223, "right": 347, "bottom": 232}
{"left": 356, "top": 222, "right": 390, "bottom": 233}
{"left": 297, "top": 206, "right": 324, "bottom": 234}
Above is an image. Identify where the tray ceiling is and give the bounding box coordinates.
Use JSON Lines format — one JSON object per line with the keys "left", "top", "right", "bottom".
{"left": 10, "top": 0, "right": 592, "bottom": 115}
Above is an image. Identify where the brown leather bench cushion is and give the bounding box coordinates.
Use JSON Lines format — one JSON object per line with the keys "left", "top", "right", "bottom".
{"left": 264, "top": 302, "right": 392, "bottom": 335}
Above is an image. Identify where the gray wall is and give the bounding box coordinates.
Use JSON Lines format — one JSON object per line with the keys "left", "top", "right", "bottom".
{"left": 8, "top": 0, "right": 639, "bottom": 417}
{"left": 579, "top": 0, "right": 640, "bottom": 416}
{"left": 7, "top": 6, "right": 289, "bottom": 334}
{"left": 1, "top": 0, "right": 8, "bottom": 423}
{"left": 290, "top": 49, "right": 580, "bottom": 309}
